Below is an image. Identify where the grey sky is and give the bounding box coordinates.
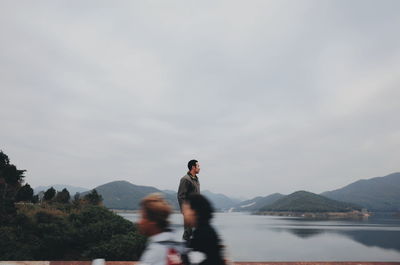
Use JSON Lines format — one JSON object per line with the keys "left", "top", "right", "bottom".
{"left": 1, "top": 0, "right": 399, "bottom": 198}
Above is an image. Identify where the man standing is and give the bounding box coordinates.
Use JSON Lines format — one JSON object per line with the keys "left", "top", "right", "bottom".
{"left": 178, "top": 159, "right": 200, "bottom": 241}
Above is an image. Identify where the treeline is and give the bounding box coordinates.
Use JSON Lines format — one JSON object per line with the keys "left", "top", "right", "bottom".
{"left": 7, "top": 179, "right": 101, "bottom": 206}
{"left": 260, "top": 191, "right": 362, "bottom": 213}
{"left": 0, "top": 150, "right": 146, "bottom": 260}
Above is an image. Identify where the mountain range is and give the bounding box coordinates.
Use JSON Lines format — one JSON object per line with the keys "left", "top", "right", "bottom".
{"left": 233, "top": 172, "right": 400, "bottom": 212}
{"left": 35, "top": 172, "right": 400, "bottom": 212}
{"left": 322, "top": 172, "right": 400, "bottom": 212}
{"left": 81, "top": 182, "right": 239, "bottom": 210}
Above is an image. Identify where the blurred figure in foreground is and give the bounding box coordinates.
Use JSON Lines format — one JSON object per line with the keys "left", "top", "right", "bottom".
{"left": 182, "top": 194, "right": 225, "bottom": 265}
{"left": 137, "top": 193, "right": 183, "bottom": 265}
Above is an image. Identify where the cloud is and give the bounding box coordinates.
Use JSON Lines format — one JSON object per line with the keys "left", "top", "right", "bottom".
{"left": 1, "top": 0, "right": 399, "bottom": 198}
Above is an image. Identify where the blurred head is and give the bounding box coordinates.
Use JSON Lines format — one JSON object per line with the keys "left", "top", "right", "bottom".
{"left": 188, "top": 159, "right": 200, "bottom": 175}
{"left": 138, "top": 193, "right": 172, "bottom": 236}
{"left": 182, "top": 194, "right": 214, "bottom": 227}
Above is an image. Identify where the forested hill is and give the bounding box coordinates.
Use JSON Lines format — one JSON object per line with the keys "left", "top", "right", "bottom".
{"left": 87, "top": 180, "right": 179, "bottom": 210}
{"left": 260, "top": 191, "right": 361, "bottom": 213}
{"left": 322, "top": 172, "right": 400, "bottom": 212}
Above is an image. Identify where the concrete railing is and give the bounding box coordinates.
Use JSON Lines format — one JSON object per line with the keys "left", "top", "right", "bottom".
{"left": 1, "top": 262, "right": 400, "bottom": 265}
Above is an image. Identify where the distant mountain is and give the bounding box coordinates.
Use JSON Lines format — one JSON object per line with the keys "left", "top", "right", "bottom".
{"left": 34, "top": 184, "right": 89, "bottom": 195}
{"left": 162, "top": 189, "right": 240, "bottom": 211}
{"left": 230, "top": 195, "right": 249, "bottom": 202}
{"left": 162, "top": 189, "right": 177, "bottom": 195}
{"left": 88, "top": 181, "right": 179, "bottom": 210}
{"left": 260, "top": 191, "right": 361, "bottom": 212}
{"left": 202, "top": 190, "right": 241, "bottom": 210}
{"left": 322, "top": 172, "right": 400, "bottom": 212}
{"left": 232, "top": 193, "right": 285, "bottom": 212}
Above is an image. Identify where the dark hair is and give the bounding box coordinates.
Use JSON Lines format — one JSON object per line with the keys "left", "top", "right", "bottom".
{"left": 187, "top": 159, "right": 198, "bottom": 171}
{"left": 185, "top": 194, "right": 214, "bottom": 225}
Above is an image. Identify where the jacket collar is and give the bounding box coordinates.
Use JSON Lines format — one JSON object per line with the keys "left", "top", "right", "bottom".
{"left": 187, "top": 172, "right": 198, "bottom": 180}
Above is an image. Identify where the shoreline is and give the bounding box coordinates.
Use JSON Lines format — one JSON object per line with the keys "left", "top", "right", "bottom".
{"left": 111, "top": 209, "right": 400, "bottom": 219}
{"left": 255, "top": 210, "right": 370, "bottom": 219}
{"left": 111, "top": 209, "right": 182, "bottom": 214}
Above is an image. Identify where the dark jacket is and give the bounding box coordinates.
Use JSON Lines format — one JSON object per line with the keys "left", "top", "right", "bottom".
{"left": 188, "top": 223, "right": 224, "bottom": 265}
{"left": 177, "top": 173, "right": 200, "bottom": 210}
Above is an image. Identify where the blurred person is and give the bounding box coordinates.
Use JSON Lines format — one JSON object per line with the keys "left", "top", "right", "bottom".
{"left": 178, "top": 159, "right": 201, "bottom": 241}
{"left": 138, "top": 193, "right": 183, "bottom": 265}
{"left": 182, "top": 194, "right": 225, "bottom": 265}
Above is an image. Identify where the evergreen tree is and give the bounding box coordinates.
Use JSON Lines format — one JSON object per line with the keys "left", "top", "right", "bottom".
{"left": 15, "top": 184, "right": 34, "bottom": 202}
{"left": 0, "top": 150, "right": 26, "bottom": 199}
{"left": 55, "top": 188, "right": 70, "bottom": 204}
{"left": 72, "top": 192, "right": 81, "bottom": 208}
{"left": 73, "top": 192, "right": 80, "bottom": 201}
{"left": 0, "top": 151, "right": 10, "bottom": 168}
{"left": 32, "top": 194, "right": 39, "bottom": 203}
{"left": 44, "top": 187, "right": 56, "bottom": 201}
{"left": 0, "top": 150, "right": 27, "bottom": 221}
{"left": 84, "top": 189, "right": 103, "bottom": 205}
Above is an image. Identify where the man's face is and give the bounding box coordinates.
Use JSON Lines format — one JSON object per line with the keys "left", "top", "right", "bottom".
{"left": 138, "top": 210, "right": 153, "bottom": 236}
{"left": 194, "top": 162, "right": 200, "bottom": 174}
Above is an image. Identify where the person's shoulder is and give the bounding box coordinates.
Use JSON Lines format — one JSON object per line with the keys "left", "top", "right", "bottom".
{"left": 181, "top": 174, "right": 191, "bottom": 181}
{"left": 139, "top": 241, "right": 168, "bottom": 265}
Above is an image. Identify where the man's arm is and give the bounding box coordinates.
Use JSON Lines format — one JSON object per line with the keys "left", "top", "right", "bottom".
{"left": 177, "top": 177, "right": 190, "bottom": 210}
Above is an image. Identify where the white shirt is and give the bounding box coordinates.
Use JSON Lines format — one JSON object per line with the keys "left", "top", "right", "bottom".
{"left": 137, "top": 231, "right": 176, "bottom": 265}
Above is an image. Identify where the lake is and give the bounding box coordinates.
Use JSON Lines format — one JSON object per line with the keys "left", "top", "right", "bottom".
{"left": 119, "top": 212, "right": 400, "bottom": 261}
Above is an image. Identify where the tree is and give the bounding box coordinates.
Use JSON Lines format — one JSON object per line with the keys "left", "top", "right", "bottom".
{"left": 73, "top": 192, "right": 80, "bottom": 202}
{"left": 0, "top": 151, "right": 10, "bottom": 168}
{"left": 55, "top": 188, "right": 70, "bottom": 204}
{"left": 44, "top": 187, "right": 56, "bottom": 201}
{"left": 15, "top": 184, "right": 34, "bottom": 202}
{"left": 0, "top": 150, "right": 26, "bottom": 199}
{"left": 32, "top": 195, "right": 39, "bottom": 203}
{"left": 2, "top": 164, "right": 26, "bottom": 186}
{"left": 72, "top": 192, "right": 81, "bottom": 208}
{"left": 0, "top": 150, "right": 27, "bottom": 221}
{"left": 84, "top": 189, "right": 103, "bottom": 205}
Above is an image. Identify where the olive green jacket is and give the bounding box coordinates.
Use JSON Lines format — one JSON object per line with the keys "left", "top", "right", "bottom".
{"left": 177, "top": 173, "right": 200, "bottom": 210}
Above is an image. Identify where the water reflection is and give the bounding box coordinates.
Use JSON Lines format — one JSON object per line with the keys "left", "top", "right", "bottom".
{"left": 269, "top": 217, "right": 400, "bottom": 251}
{"left": 336, "top": 230, "right": 400, "bottom": 251}
{"left": 119, "top": 212, "right": 400, "bottom": 261}
{"left": 270, "top": 227, "right": 325, "bottom": 238}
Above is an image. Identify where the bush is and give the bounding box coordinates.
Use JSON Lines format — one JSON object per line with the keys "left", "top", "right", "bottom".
{"left": 82, "top": 231, "right": 146, "bottom": 260}
{"left": 0, "top": 204, "right": 146, "bottom": 261}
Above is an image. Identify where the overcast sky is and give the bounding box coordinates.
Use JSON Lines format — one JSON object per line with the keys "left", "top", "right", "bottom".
{"left": 1, "top": 0, "right": 399, "bottom": 199}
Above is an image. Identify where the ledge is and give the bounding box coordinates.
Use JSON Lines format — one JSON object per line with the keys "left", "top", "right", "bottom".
{"left": 1, "top": 262, "right": 400, "bottom": 265}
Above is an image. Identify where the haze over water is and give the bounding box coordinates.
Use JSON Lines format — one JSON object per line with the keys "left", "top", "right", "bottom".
{"left": 120, "top": 212, "right": 400, "bottom": 261}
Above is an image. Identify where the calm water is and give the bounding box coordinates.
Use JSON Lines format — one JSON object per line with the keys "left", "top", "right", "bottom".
{"left": 119, "top": 212, "right": 400, "bottom": 261}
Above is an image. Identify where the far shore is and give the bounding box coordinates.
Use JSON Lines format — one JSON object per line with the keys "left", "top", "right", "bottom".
{"left": 110, "top": 209, "right": 140, "bottom": 213}
{"left": 255, "top": 210, "right": 370, "bottom": 219}
{"left": 111, "top": 209, "right": 182, "bottom": 214}
{"left": 111, "top": 209, "right": 400, "bottom": 219}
